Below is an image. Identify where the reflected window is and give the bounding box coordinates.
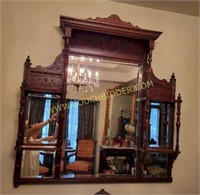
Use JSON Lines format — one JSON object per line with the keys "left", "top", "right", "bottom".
{"left": 42, "top": 94, "right": 52, "bottom": 138}
{"left": 40, "top": 94, "right": 51, "bottom": 163}
{"left": 65, "top": 100, "right": 98, "bottom": 164}
{"left": 149, "top": 102, "right": 160, "bottom": 147}
{"left": 149, "top": 102, "right": 170, "bottom": 147}
{"left": 67, "top": 100, "right": 79, "bottom": 162}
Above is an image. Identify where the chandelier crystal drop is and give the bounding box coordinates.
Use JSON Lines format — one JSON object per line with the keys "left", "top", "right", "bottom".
{"left": 67, "top": 56, "right": 100, "bottom": 92}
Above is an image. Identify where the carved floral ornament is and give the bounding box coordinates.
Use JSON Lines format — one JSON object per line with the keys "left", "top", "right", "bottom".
{"left": 86, "top": 14, "right": 140, "bottom": 29}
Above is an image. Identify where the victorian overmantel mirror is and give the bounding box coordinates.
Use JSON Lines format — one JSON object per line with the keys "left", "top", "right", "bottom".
{"left": 13, "top": 14, "right": 182, "bottom": 187}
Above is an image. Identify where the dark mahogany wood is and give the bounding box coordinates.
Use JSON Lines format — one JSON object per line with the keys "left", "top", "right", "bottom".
{"left": 13, "top": 14, "right": 182, "bottom": 187}
{"left": 60, "top": 14, "right": 162, "bottom": 40}
{"left": 60, "top": 14, "right": 162, "bottom": 64}
{"left": 22, "top": 52, "right": 65, "bottom": 94}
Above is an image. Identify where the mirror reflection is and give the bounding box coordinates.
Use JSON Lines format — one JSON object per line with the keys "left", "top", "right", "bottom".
{"left": 21, "top": 59, "right": 139, "bottom": 178}
{"left": 22, "top": 93, "right": 172, "bottom": 178}
{"left": 141, "top": 152, "right": 168, "bottom": 178}
{"left": 149, "top": 102, "right": 170, "bottom": 147}
{"left": 64, "top": 57, "right": 138, "bottom": 176}
{"left": 109, "top": 94, "right": 132, "bottom": 139}
{"left": 99, "top": 86, "right": 137, "bottom": 176}
{"left": 21, "top": 94, "right": 61, "bottom": 178}
{"left": 24, "top": 93, "right": 61, "bottom": 144}
{"left": 21, "top": 150, "right": 56, "bottom": 178}
{"left": 107, "top": 87, "right": 137, "bottom": 141}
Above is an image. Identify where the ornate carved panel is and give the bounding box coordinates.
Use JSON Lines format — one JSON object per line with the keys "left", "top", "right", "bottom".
{"left": 70, "top": 30, "right": 149, "bottom": 64}
{"left": 60, "top": 15, "right": 162, "bottom": 41}
{"left": 86, "top": 14, "right": 139, "bottom": 29}
{"left": 23, "top": 52, "right": 65, "bottom": 93}
{"left": 146, "top": 69, "right": 176, "bottom": 101}
{"left": 27, "top": 74, "right": 63, "bottom": 92}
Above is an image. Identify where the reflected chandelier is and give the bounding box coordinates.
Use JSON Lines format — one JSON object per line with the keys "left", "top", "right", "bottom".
{"left": 67, "top": 56, "right": 100, "bottom": 92}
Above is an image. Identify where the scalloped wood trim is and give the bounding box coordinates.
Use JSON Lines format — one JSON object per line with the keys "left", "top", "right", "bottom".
{"left": 30, "top": 52, "right": 64, "bottom": 73}
{"left": 86, "top": 14, "right": 140, "bottom": 29}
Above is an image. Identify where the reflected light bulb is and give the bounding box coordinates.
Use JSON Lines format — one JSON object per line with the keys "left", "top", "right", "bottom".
{"left": 95, "top": 71, "right": 99, "bottom": 78}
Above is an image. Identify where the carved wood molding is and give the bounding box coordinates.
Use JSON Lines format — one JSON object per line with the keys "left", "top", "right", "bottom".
{"left": 60, "top": 15, "right": 162, "bottom": 41}
{"left": 31, "top": 52, "right": 64, "bottom": 74}
{"left": 145, "top": 68, "right": 177, "bottom": 101}
{"left": 69, "top": 30, "right": 147, "bottom": 63}
{"left": 28, "top": 75, "right": 62, "bottom": 89}
{"left": 87, "top": 14, "right": 140, "bottom": 29}
{"left": 22, "top": 53, "right": 64, "bottom": 92}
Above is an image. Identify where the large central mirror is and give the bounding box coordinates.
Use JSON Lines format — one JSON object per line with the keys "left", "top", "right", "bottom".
{"left": 64, "top": 57, "right": 139, "bottom": 177}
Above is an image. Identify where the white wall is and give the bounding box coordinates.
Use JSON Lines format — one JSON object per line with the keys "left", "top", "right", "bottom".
{"left": 1, "top": 1, "right": 199, "bottom": 194}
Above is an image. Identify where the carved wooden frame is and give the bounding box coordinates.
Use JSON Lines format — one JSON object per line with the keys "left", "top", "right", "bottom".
{"left": 13, "top": 14, "right": 182, "bottom": 187}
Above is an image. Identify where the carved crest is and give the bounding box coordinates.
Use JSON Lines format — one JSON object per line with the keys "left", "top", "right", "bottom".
{"left": 86, "top": 14, "right": 140, "bottom": 29}
{"left": 32, "top": 52, "right": 64, "bottom": 73}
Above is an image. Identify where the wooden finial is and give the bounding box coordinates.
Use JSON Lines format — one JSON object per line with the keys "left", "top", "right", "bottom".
{"left": 177, "top": 93, "right": 182, "bottom": 101}
{"left": 170, "top": 73, "right": 176, "bottom": 81}
{"left": 25, "top": 55, "right": 31, "bottom": 63}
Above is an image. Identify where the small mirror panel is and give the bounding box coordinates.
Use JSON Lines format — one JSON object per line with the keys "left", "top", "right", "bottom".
{"left": 20, "top": 149, "right": 56, "bottom": 178}
{"left": 149, "top": 102, "right": 171, "bottom": 148}
{"left": 23, "top": 93, "right": 61, "bottom": 145}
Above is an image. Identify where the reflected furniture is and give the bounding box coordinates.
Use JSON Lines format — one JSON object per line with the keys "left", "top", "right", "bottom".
{"left": 39, "top": 165, "right": 49, "bottom": 176}
{"left": 118, "top": 115, "right": 130, "bottom": 139}
{"left": 13, "top": 14, "right": 182, "bottom": 186}
{"left": 64, "top": 147, "right": 75, "bottom": 173}
{"left": 66, "top": 139, "right": 97, "bottom": 174}
{"left": 142, "top": 153, "right": 166, "bottom": 177}
{"left": 40, "top": 151, "right": 54, "bottom": 176}
{"left": 99, "top": 145, "right": 135, "bottom": 174}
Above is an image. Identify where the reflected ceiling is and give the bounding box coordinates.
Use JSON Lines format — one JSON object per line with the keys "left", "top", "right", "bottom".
{"left": 69, "top": 58, "right": 138, "bottom": 83}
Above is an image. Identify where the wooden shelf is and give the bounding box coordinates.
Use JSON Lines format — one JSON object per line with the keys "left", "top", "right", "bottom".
{"left": 15, "top": 145, "right": 58, "bottom": 151}
{"left": 146, "top": 147, "right": 180, "bottom": 154}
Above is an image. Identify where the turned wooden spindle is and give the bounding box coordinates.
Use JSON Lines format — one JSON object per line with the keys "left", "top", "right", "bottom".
{"left": 176, "top": 94, "right": 182, "bottom": 152}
